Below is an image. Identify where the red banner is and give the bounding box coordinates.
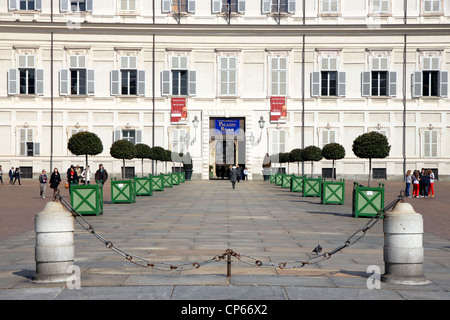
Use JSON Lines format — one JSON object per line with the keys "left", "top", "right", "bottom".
{"left": 171, "top": 98, "right": 187, "bottom": 124}
{"left": 270, "top": 97, "right": 287, "bottom": 123}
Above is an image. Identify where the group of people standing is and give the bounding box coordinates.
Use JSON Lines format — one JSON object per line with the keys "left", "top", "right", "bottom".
{"left": 38, "top": 164, "right": 108, "bottom": 200}
{"left": 405, "top": 168, "right": 436, "bottom": 198}
{"left": 0, "top": 166, "right": 22, "bottom": 185}
{"left": 229, "top": 165, "right": 248, "bottom": 189}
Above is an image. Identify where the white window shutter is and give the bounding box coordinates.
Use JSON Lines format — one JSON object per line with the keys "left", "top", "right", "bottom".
{"left": 34, "top": 143, "right": 40, "bottom": 156}
{"left": 36, "top": 69, "right": 44, "bottom": 96}
{"left": 310, "top": 71, "right": 320, "bottom": 97}
{"left": 337, "top": 71, "right": 346, "bottom": 97}
{"left": 361, "top": 71, "right": 371, "bottom": 97}
{"left": 111, "top": 70, "right": 120, "bottom": 96}
{"left": 188, "top": 0, "right": 196, "bottom": 12}
{"left": 431, "top": 130, "right": 438, "bottom": 158}
{"left": 438, "top": 71, "right": 448, "bottom": 98}
{"left": 188, "top": 70, "right": 197, "bottom": 96}
{"left": 60, "top": 0, "right": 69, "bottom": 12}
{"left": 137, "top": 70, "right": 146, "bottom": 96}
{"left": 8, "top": 69, "right": 18, "bottom": 95}
{"left": 136, "top": 130, "right": 142, "bottom": 144}
{"left": 288, "top": 0, "right": 296, "bottom": 13}
{"left": 59, "top": 69, "right": 70, "bottom": 95}
{"left": 412, "top": 71, "right": 423, "bottom": 98}
{"left": 86, "top": 0, "right": 93, "bottom": 11}
{"left": 388, "top": 71, "right": 397, "bottom": 97}
{"left": 8, "top": 0, "right": 18, "bottom": 11}
{"left": 238, "top": 0, "right": 246, "bottom": 13}
{"left": 114, "top": 129, "right": 122, "bottom": 142}
{"left": 212, "top": 0, "right": 221, "bottom": 13}
{"left": 162, "top": 0, "right": 172, "bottom": 13}
{"left": 262, "top": 0, "right": 271, "bottom": 13}
{"left": 35, "top": 0, "right": 42, "bottom": 10}
{"left": 161, "top": 70, "right": 171, "bottom": 96}
{"left": 87, "top": 69, "right": 95, "bottom": 95}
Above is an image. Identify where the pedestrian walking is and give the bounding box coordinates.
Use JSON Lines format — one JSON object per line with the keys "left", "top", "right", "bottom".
{"left": 39, "top": 169, "right": 48, "bottom": 198}
{"left": 9, "top": 167, "right": 14, "bottom": 184}
{"left": 412, "top": 170, "right": 420, "bottom": 198}
{"left": 0, "top": 165, "right": 3, "bottom": 185}
{"left": 405, "top": 170, "right": 412, "bottom": 197}
{"left": 13, "top": 167, "right": 21, "bottom": 185}
{"left": 428, "top": 169, "right": 435, "bottom": 197}
{"left": 243, "top": 167, "right": 248, "bottom": 181}
{"left": 67, "top": 166, "right": 78, "bottom": 191}
{"left": 49, "top": 168, "right": 62, "bottom": 200}
{"left": 94, "top": 164, "right": 108, "bottom": 185}
{"left": 81, "top": 165, "right": 92, "bottom": 185}
{"left": 230, "top": 166, "right": 237, "bottom": 189}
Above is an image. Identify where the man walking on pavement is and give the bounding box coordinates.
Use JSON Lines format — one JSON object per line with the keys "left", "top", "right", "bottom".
{"left": 230, "top": 166, "right": 237, "bottom": 189}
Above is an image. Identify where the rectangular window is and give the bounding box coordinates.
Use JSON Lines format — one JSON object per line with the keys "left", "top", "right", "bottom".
{"left": 172, "top": 70, "right": 188, "bottom": 96}
{"left": 371, "top": 0, "right": 390, "bottom": 13}
{"left": 321, "top": 0, "right": 339, "bottom": 13}
{"left": 172, "top": 0, "right": 188, "bottom": 12}
{"left": 121, "top": 70, "right": 137, "bottom": 95}
{"left": 20, "top": 0, "right": 35, "bottom": 10}
{"left": 371, "top": 71, "right": 388, "bottom": 96}
{"left": 172, "top": 129, "right": 187, "bottom": 155}
{"left": 19, "top": 69, "right": 35, "bottom": 94}
{"left": 20, "top": 128, "right": 35, "bottom": 156}
{"left": 71, "top": 0, "right": 86, "bottom": 11}
{"left": 321, "top": 71, "right": 337, "bottom": 96}
{"left": 422, "top": 71, "right": 439, "bottom": 97}
{"left": 271, "top": 0, "right": 288, "bottom": 13}
{"left": 321, "top": 130, "right": 336, "bottom": 148}
{"left": 69, "top": 55, "right": 87, "bottom": 95}
{"left": 121, "top": 0, "right": 137, "bottom": 11}
{"left": 271, "top": 130, "right": 286, "bottom": 154}
{"left": 122, "top": 129, "right": 136, "bottom": 145}
{"left": 423, "top": 0, "right": 441, "bottom": 13}
{"left": 219, "top": 57, "right": 237, "bottom": 96}
{"left": 270, "top": 57, "right": 287, "bottom": 96}
{"left": 423, "top": 129, "right": 438, "bottom": 158}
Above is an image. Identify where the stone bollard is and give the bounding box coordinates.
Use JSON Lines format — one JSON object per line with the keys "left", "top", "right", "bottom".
{"left": 381, "top": 202, "right": 430, "bottom": 285}
{"left": 32, "top": 201, "right": 75, "bottom": 283}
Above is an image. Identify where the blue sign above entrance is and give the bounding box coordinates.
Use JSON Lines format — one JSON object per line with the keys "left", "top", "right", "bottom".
{"left": 215, "top": 119, "right": 240, "bottom": 135}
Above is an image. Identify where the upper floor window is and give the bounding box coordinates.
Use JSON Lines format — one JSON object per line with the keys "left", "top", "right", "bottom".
{"left": 111, "top": 55, "right": 145, "bottom": 96}
{"left": 162, "top": 0, "right": 196, "bottom": 13}
{"left": 120, "top": 0, "right": 137, "bottom": 11}
{"left": 219, "top": 56, "right": 237, "bottom": 96}
{"left": 422, "top": 0, "right": 441, "bottom": 14}
{"left": 114, "top": 129, "right": 142, "bottom": 145}
{"left": 362, "top": 55, "right": 397, "bottom": 97}
{"left": 161, "top": 56, "right": 196, "bottom": 96}
{"left": 262, "top": 0, "right": 295, "bottom": 14}
{"left": 60, "top": 55, "right": 95, "bottom": 96}
{"left": 212, "top": 0, "right": 245, "bottom": 14}
{"left": 9, "top": 0, "right": 42, "bottom": 11}
{"left": 311, "top": 56, "right": 346, "bottom": 97}
{"left": 270, "top": 57, "right": 288, "bottom": 96}
{"left": 371, "top": 0, "right": 390, "bottom": 14}
{"left": 60, "top": 0, "right": 92, "bottom": 12}
{"left": 412, "top": 56, "right": 448, "bottom": 98}
{"left": 8, "top": 54, "right": 44, "bottom": 96}
{"left": 321, "top": 0, "right": 339, "bottom": 14}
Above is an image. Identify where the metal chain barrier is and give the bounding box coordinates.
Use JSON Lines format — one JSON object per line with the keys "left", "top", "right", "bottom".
{"left": 56, "top": 189, "right": 405, "bottom": 275}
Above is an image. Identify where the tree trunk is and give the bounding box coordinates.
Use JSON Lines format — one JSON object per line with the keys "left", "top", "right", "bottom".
{"left": 311, "top": 161, "right": 314, "bottom": 178}
{"left": 368, "top": 158, "right": 372, "bottom": 187}
{"left": 85, "top": 154, "right": 88, "bottom": 185}
{"left": 332, "top": 159, "right": 335, "bottom": 180}
{"left": 141, "top": 159, "right": 144, "bottom": 177}
{"left": 122, "top": 159, "right": 125, "bottom": 180}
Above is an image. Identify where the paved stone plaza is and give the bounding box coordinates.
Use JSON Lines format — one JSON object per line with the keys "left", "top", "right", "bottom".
{"left": 0, "top": 179, "right": 449, "bottom": 301}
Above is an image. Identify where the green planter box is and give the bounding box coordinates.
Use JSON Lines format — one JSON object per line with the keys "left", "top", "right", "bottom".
{"left": 281, "top": 174, "right": 294, "bottom": 189}
{"left": 70, "top": 183, "right": 103, "bottom": 215}
{"left": 290, "top": 176, "right": 305, "bottom": 192}
{"left": 161, "top": 174, "right": 173, "bottom": 188}
{"left": 179, "top": 172, "right": 185, "bottom": 183}
{"left": 111, "top": 179, "right": 135, "bottom": 204}
{"left": 303, "top": 177, "right": 322, "bottom": 197}
{"left": 171, "top": 173, "right": 180, "bottom": 185}
{"left": 134, "top": 176, "right": 152, "bottom": 196}
{"left": 352, "top": 182, "right": 385, "bottom": 218}
{"left": 150, "top": 175, "right": 164, "bottom": 191}
{"left": 321, "top": 179, "right": 345, "bottom": 205}
{"left": 269, "top": 174, "right": 275, "bottom": 184}
{"left": 275, "top": 173, "right": 283, "bottom": 186}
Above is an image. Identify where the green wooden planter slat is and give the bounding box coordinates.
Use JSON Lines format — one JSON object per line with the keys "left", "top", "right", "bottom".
{"left": 111, "top": 179, "right": 135, "bottom": 204}
{"left": 321, "top": 179, "right": 345, "bottom": 205}
{"left": 134, "top": 176, "right": 152, "bottom": 196}
{"left": 161, "top": 174, "right": 173, "bottom": 188}
{"left": 352, "top": 182, "right": 385, "bottom": 218}
{"left": 303, "top": 178, "right": 322, "bottom": 197}
{"left": 172, "top": 173, "right": 180, "bottom": 185}
{"left": 275, "top": 173, "right": 283, "bottom": 186}
{"left": 269, "top": 174, "right": 275, "bottom": 183}
{"left": 70, "top": 183, "right": 103, "bottom": 215}
{"left": 281, "top": 174, "right": 294, "bottom": 188}
{"left": 150, "top": 175, "right": 164, "bottom": 191}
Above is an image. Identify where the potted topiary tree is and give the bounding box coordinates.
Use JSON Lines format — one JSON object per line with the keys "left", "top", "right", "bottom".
{"left": 135, "top": 143, "right": 152, "bottom": 177}
{"left": 67, "top": 131, "right": 103, "bottom": 170}
{"left": 302, "top": 145, "right": 323, "bottom": 178}
{"left": 110, "top": 139, "right": 136, "bottom": 179}
{"left": 322, "top": 143, "right": 345, "bottom": 180}
{"left": 352, "top": 131, "right": 390, "bottom": 187}
{"left": 289, "top": 148, "right": 303, "bottom": 175}
{"left": 183, "top": 152, "right": 193, "bottom": 180}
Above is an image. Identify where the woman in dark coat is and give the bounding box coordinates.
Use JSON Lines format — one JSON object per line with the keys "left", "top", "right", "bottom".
{"left": 49, "top": 168, "right": 62, "bottom": 200}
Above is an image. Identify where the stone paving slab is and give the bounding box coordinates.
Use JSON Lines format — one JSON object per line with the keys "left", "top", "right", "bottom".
{"left": 0, "top": 179, "right": 449, "bottom": 302}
